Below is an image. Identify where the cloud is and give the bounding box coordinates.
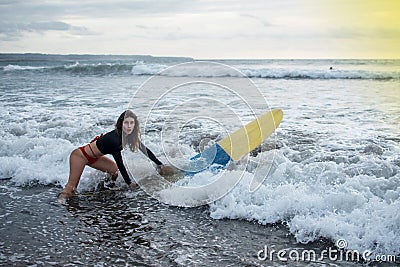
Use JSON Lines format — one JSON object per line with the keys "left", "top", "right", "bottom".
{"left": 0, "top": 0, "right": 199, "bottom": 21}
{"left": 28, "top": 21, "right": 70, "bottom": 31}
{"left": 0, "top": 0, "right": 199, "bottom": 40}
{"left": 1, "top": 0, "right": 398, "bottom": 58}
{"left": 0, "top": 21, "right": 94, "bottom": 40}
{"left": 328, "top": 26, "right": 400, "bottom": 40}
{"left": 239, "top": 14, "right": 275, "bottom": 27}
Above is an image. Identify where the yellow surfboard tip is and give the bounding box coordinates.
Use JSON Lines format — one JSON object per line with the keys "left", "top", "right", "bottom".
{"left": 218, "top": 108, "right": 284, "bottom": 161}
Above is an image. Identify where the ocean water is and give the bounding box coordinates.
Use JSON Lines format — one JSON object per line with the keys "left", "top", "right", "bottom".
{"left": 0, "top": 54, "right": 399, "bottom": 266}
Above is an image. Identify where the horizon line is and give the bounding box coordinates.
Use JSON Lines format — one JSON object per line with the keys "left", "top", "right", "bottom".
{"left": 0, "top": 52, "right": 399, "bottom": 61}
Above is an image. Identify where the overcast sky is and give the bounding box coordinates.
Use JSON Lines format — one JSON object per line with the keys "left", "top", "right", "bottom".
{"left": 0, "top": 0, "right": 399, "bottom": 59}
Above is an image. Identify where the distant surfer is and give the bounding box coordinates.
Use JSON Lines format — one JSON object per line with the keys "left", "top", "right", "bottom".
{"left": 58, "top": 110, "right": 174, "bottom": 203}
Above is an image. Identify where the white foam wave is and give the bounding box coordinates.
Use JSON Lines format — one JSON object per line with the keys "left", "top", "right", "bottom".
{"left": 3, "top": 61, "right": 398, "bottom": 80}
{"left": 0, "top": 135, "right": 72, "bottom": 186}
{"left": 205, "top": 149, "right": 400, "bottom": 258}
{"left": 131, "top": 61, "right": 168, "bottom": 75}
{"left": 131, "top": 63, "right": 398, "bottom": 80}
{"left": 3, "top": 64, "right": 48, "bottom": 71}
{"left": 240, "top": 67, "right": 398, "bottom": 80}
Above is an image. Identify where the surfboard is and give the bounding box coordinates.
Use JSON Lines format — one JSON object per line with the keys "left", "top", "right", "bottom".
{"left": 188, "top": 109, "right": 283, "bottom": 173}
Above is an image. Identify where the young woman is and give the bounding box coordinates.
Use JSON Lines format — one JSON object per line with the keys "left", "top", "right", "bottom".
{"left": 58, "top": 110, "right": 173, "bottom": 202}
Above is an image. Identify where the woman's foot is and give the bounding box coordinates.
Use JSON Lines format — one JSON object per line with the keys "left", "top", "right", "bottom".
{"left": 57, "top": 191, "right": 74, "bottom": 204}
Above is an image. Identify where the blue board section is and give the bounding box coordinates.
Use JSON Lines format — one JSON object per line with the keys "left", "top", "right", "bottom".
{"left": 186, "top": 144, "right": 232, "bottom": 175}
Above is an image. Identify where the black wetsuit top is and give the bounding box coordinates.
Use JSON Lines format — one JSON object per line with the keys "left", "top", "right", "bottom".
{"left": 96, "top": 130, "right": 163, "bottom": 185}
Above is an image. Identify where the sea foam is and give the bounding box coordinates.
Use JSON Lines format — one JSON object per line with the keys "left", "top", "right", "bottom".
{"left": 206, "top": 149, "right": 400, "bottom": 258}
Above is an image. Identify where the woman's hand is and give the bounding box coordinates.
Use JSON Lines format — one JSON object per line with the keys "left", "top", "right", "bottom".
{"left": 129, "top": 182, "right": 138, "bottom": 189}
{"left": 157, "top": 165, "right": 177, "bottom": 176}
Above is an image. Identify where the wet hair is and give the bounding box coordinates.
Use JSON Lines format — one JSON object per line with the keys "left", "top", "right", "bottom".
{"left": 115, "top": 110, "right": 141, "bottom": 152}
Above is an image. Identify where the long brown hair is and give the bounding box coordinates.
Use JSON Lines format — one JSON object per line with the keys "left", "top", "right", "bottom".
{"left": 115, "top": 110, "right": 141, "bottom": 151}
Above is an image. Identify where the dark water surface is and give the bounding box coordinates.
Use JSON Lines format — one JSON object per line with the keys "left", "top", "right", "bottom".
{"left": 0, "top": 182, "right": 363, "bottom": 267}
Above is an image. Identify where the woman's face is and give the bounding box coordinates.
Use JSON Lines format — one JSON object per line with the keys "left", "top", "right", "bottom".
{"left": 122, "top": 117, "right": 135, "bottom": 135}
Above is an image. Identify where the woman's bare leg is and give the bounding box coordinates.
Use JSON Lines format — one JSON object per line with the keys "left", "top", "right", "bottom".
{"left": 89, "top": 156, "right": 119, "bottom": 180}
{"left": 58, "top": 149, "right": 87, "bottom": 202}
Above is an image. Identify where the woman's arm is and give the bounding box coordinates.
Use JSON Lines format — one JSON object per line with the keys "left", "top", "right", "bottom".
{"left": 112, "top": 151, "right": 135, "bottom": 186}
{"left": 139, "top": 142, "right": 163, "bottom": 166}
{"left": 139, "top": 142, "right": 178, "bottom": 176}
